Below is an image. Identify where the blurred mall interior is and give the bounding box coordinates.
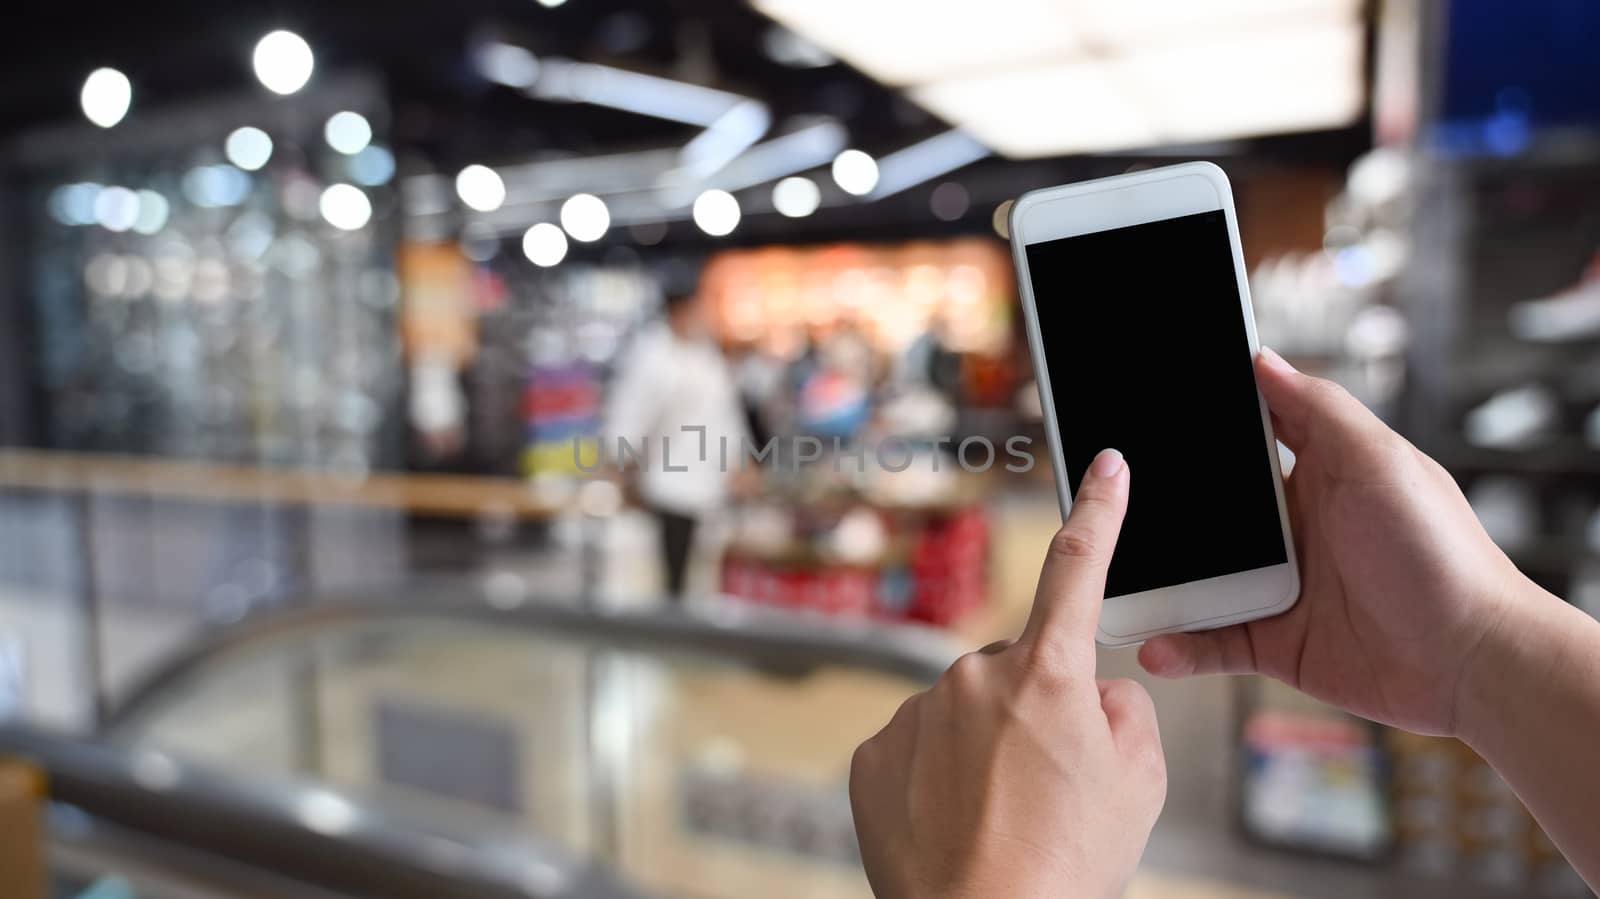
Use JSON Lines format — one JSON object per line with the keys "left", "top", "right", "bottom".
{"left": 1, "top": 0, "right": 1599, "bottom": 896}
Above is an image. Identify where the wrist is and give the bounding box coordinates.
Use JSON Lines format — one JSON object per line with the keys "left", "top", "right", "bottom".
{"left": 1456, "top": 576, "right": 1571, "bottom": 751}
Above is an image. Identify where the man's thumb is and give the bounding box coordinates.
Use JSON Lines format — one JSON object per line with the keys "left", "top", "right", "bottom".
{"left": 1255, "top": 347, "right": 1379, "bottom": 454}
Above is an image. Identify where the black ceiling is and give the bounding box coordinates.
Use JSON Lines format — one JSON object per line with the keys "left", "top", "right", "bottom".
{"left": 2, "top": 0, "right": 943, "bottom": 165}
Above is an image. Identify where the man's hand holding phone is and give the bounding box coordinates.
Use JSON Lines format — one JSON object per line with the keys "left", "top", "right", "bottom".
{"left": 849, "top": 449, "right": 1167, "bottom": 899}
{"left": 1141, "top": 349, "right": 1600, "bottom": 889}
{"left": 852, "top": 348, "right": 1600, "bottom": 896}
{"left": 1138, "top": 348, "right": 1525, "bottom": 736}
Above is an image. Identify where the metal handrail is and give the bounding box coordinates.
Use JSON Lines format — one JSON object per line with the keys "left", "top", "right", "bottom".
{"left": 102, "top": 584, "right": 960, "bottom": 735}
{"left": 72, "top": 586, "right": 957, "bottom": 897}
{"left": 0, "top": 726, "right": 645, "bottom": 899}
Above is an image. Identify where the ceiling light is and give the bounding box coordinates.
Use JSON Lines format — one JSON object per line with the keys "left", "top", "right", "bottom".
{"left": 530, "top": 58, "right": 747, "bottom": 127}
{"left": 253, "top": 30, "right": 315, "bottom": 95}
{"left": 1073, "top": 0, "right": 1355, "bottom": 44}
{"left": 523, "top": 223, "right": 568, "bottom": 266}
{"left": 703, "top": 118, "right": 847, "bottom": 193}
{"left": 910, "top": 63, "right": 1157, "bottom": 158}
{"left": 753, "top": 0, "right": 1082, "bottom": 86}
{"left": 560, "top": 193, "right": 610, "bottom": 242}
{"left": 536, "top": 0, "right": 568, "bottom": 7}
{"left": 1113, "top": 25, "right": 1364, "bottom": 143}
{"left": 771, "top": 176, "right": 820, "bottom": 217}
{"left": 81, "top": 68, "right": 132, "bottom": 128}
{"left": 455, "top": 165, "right": 506, "bottom": 212}
{"left": 319, "top": 184, "right": 372, "bottom": 231}
{"left": 868, "top": 130, "right": 988, "bottom": 199}
{"left": 693, "top": 189, "right": 740, "bottom": 236}
{"left": 475, "top": 41, "right": 541, "bottom": 88}
{"left": 831, "top": 150, "right": 879, "bottom": 196}
{"left": 224, "top": 126, "right": 274, "bottom": 171}
{"left": 678, "top": 99, "right": 772, "bottom": 179}
{"left": 324, "top": 111, "right": 372, "bottom": 155}
{"left": 754, "top": 0, "right": 1364, "bottom": 158}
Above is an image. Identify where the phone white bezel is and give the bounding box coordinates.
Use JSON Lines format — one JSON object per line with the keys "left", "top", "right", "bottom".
{"left": 1009, "top": 161, "right": 1299, "bottom": 647}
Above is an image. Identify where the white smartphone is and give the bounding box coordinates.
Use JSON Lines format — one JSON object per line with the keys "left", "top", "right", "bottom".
{"left": 1009, "top": 162, "right": 1298, "bottom": 647}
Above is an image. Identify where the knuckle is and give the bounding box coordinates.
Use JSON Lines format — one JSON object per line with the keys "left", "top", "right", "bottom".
{"left": 1015, "top": 641, "right": 1074, "bottom": 689}
{"left": 1105, "top": 676, "right": 1151, "bottom": 704}
{"left": 887, "top": 692, "right": 922, "bottom": 729}
{"left": 944, "top": 651, "right": 987, "bottom": 687}
{"left": 1049, "top": 526, "right": 1101, "bottom": 562}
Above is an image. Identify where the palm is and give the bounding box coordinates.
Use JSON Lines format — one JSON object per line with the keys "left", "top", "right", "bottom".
{"left": 1238, "top": 441, "right": 1508, "bottom": 735}
{"left": 1141, "top": 357, "right": 1524, "bottom": 738}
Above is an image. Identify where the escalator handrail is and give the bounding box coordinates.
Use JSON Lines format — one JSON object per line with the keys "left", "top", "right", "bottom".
{"left": 102, "top": 584, "right": 962, "bottom": 735}
{"left": 0, "top": 725, "right": 646, "bottom": 899}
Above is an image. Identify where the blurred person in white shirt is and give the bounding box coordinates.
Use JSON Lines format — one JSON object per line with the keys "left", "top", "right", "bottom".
{"left": 603, "top": 289, "right": 749, "bottom": 601}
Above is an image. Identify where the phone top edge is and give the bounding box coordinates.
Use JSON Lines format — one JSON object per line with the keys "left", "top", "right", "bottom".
{"left": 1011, "top": 161, "right": 1233, "bottom": 248}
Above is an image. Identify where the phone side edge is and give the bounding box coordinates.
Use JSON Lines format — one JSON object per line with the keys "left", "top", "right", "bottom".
{"left": 1008, "top": 193, "right": 1075, "bottom": 526}
{"left": 1213, "top": 166, "right": 1304, "bottom": 621}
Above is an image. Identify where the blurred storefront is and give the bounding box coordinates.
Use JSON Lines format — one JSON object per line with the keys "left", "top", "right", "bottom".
{"left": 0, "top": 0, "right": 1598, "bottom": 897}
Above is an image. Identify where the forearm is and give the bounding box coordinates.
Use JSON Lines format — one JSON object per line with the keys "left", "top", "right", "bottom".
{"left": 1460, "top": 582, "right": 1600, "bottom": 889}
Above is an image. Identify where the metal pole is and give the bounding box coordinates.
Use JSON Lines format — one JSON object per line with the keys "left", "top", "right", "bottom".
{"left": 75, "top": 493, "right": 108, "bottom": 728}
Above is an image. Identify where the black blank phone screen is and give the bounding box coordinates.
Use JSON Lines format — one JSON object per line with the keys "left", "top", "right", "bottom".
{"left": 1026, "top": 209, "right": 1287, "bottom": 598}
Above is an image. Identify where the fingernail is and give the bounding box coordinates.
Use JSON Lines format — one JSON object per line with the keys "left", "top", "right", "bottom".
{"left": 1258, "top": 346, "right": 1296, "bottom": 374}
{"left": 1089, "top": 448, "right": 1124, "bottom": 478}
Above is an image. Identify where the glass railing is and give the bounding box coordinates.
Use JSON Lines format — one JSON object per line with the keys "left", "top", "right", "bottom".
{"left": 94, "top": 587, "right": 958, "bottom": 899}
{"left": 1, "top": 724, "right": 647, "bottom": 899}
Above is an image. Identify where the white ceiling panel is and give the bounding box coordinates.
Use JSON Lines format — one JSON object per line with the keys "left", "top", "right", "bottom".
{"left": 911, "top": 62, "right": 1158, "bottom": 158}
{"left": 753, "top": 0, "right": 1367, "bottom": 157}
{"left": 753, "top": 0, "right": 1083, "bottom": 86}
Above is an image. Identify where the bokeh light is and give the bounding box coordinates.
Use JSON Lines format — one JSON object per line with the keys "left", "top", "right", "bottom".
{"left": 49, "top": 183, "right": 102, "bottom": 226}
{"left": 455, "top": 164, "right": 506, "bottom": 212}
{"left": 80, "top": 68, "right": 132, "bottom": 128}
{"left": 560, "top": 193, "right": 610, "bottom": 242}
{"left": 183, "top": 165, "right": 252, "bottom": 208}
{"left": 831, "top": 149, "right": 879, "bottom": 196}
{"left": 991, "top": 199, "right": 1014, "bottom": 239}
{"left": 349, "top": 145, "right": 396, "bottom": 186}
{"left": 693, "top": 189, "right": 741, "bottom": 236}
{"left": 319, "top": 184, "right": 372, "bottom": 231}
{"left": 523, "top": 223, "right": 568, "bottom": 267}
{"left": 253, "top": 30, "right": 315, "bottom": 95}
{"left": 772, "top": 176, "right": 821, "bottom": 218}
{"left": 324, "top": 111, "right": 372, "bottom": 155}
{"left": 132, "top": 190, "right": 170, "bottom": 235}
{"left": 930, "top": 181, "right": 970, "bottom": 221}
{"left": 93, "top": 186, "right": 140, "bottom": 232}
{"left": 224, "top": 126, "right": 274, "bottom": 171}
